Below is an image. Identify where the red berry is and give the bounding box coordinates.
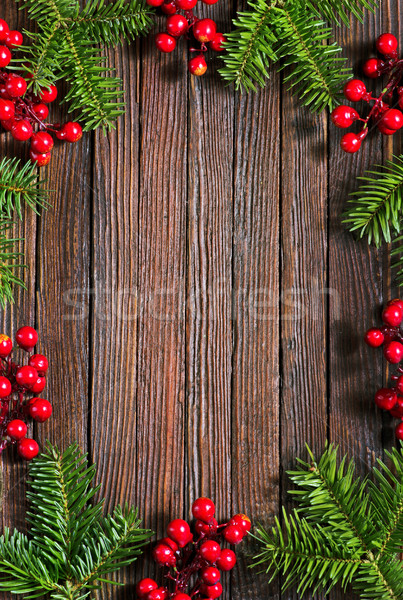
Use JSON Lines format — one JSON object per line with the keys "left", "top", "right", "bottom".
{"left": 0, "top": 45, "right": 11, "bottom": 68}
{"left": 1, "top": 118, "right": 15, "bottom": 131}
{"left": 17, "top": 438, "right": 39, "bottom": 460}
{"left": 382, "top": 304, "right": 403, "bottom": 326}
{"left": 364, "top": 328, "right": 384, "bottom": 348}
{"left": 331, "top": 105, "right": 359, "bottom": 129}
{"left": 166, "top": 14, "right": 188, "bottom": 37}
{"left": 343, "top": 79, "right": 366, "bottom": 102}
{"left": 223, "top": 524, "right": 244, "bottom": 545}
{"left": 176, "top": 0, "right": 197, "bottom": 8}
{"left": 155, "top": 32, "right": 176, "bottom": 53}
{"left": 136, "top": 579, "right": 158, "bottom": 598}
{"left": 200, "top": 583, "right": 223, "bottom": 599}
{"left": 0, "top": 20, "right": 9, "bottom": 43}
{"left": 199, "top": 540, "right": 221, "bottom": 563}
{"left": 0, "top": 98, "right": 15, "bottom": 121}
{"left": 377, "top": 120, "right": 396, "bottom": 135}
{"left": 161, "top": 1, "right": 177, "bottom": 14}
{"left": 380, "top": 325, "right": 398, "bottom": 343}
{"left": 31, "top": 132, "right": 54, "bottom": 154}
{"left": 209, "top": 33, "right": 226, "bottom": 52}
{"left": 11, "top": 119, "right": 33, "bottom": 141}
{"left": 16, "top": 366, "right": 38, "bottom": 388}
{"left": 216, "top": 548, "right": 237, "bottom": 571}
{"left": 0, "top": 333, "right": 12, "bottom": 357}
{"left": 376, "top": 33, "right": 398, "bottom": 57}
{"left": 6, "top": 419, "right": 27, "bottom": 440}
{"left": 160, "top": 536, "right": 178, "bottom": 551}
{"left": 146, "top": 0, "right": 164, "bottom": 5}
{"left": 201, "top": 567, "right": 220, "bottom": 585}
{"left": 381, "top": 109, "right": 403, "bottom": 131}
{"left": 30, "top": 150, "right": 52, "bottom": 167}
{"left": 31, "top": 376, "right": 46, "bottom": 393}
{"left": 229, "top": 513, "right": 251, "bottom": 534}
{"left": 396, "top": 421, "right": 403, "bottom": 440}
{"left": 195, "top": 517, "right": 218, "bottom": 536}
{"left": 188, "top": 55, "right": 207, "bottom": 76}
{"left": 387, "top": 299, "right": 403, "bottom": 312}
{"left": 16, "top": 326, "right": 38, "bottom": 351}
{"left": 384, "top": 341, "right": 403, "bottom": 364}
{"left": 363, "top": 58, "right": 384, "bottom": 79}
{"left": 56, "top": 121, "right": 83, "bottom": 143}
{"left": 202, "top": 0, "right": 219, "bottom": 4}
{"left": 192, "top": 497, "right": 215, "bottom": 523}
{"left": 340, "top": 132, "right": 361, "bottom": 153}
{"left": 193, "top": 19, "right": 216, "bottom": 43}
{"left": 167, "top": 519, "right": 192, "bottom": 547}
{"left": 171, "top": 595, "right": 191, "bottom": 600}
{"left": 0, "top": 376, "right": 11, "bottom": 398}
{"left": 152, "top": 543, "right": 177, "bottom": 566}
{"left": 5, "top": 30, "right": 23, "bottom": 48}
{"left": 29, "top": 398, "right": 52, "bottom": 423}
{"left": 28, "top": 354, "right": 49, "bottom": 375}
{"left": 148, "top": 588, "right": 168, "bottom": 600}
{"left": 32, "top": 103, "right": 49, "bottom": 120}
{"left": 39, "top": 85, "right": 58, "bottom": 103}
{"left": 5, "top": 74, "right": 27, "bottom": 98}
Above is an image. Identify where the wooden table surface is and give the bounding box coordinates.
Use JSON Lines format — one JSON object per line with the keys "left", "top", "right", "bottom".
{"left": 0, "top": 1, "right": 400, "bottom": 599}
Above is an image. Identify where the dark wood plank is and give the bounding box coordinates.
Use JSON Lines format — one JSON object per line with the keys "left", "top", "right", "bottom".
{"left": 231, "top": 79, "right": 280, "bottom": 600}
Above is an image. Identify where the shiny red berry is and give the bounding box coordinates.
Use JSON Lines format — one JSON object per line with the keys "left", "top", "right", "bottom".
{"left": 343, "top": 79, "right": 366, "bottom": 102}
{"left": 28, "top": 356, "right": 48, "bottom": 377}
{"left": 381, "top": 109, "right": 403, "bottom": 131}
{"left": 32, "top": 103, "right": 49, "bottom": 120}
{"left": 188, "top": 55, "right": 207, "bottom": 76}
{"left": 146, "top": 0, "right": 164, "bottom": 5}
{"left": 5, "top": 74, "right": 27, "bottom": 98}
{"left": 5, "top": 30, "right": 23, "bottom": 48}
{"left": 331, "top": 105, "right": 359, "bottom": 128}
{"left": 376, "top": 33, "right": 398, "bottom": 56}
{"left": 30, "top": 149, "right": 52, "bottom": 167}
{"left": 377, "top": 120, "right": 396, "bottom": 135}
{"left": 364, "top": 328, "right": 384, "bottom": 348}
{"left": 396, "top": 421, "right": 403, "bottom": 440}
{"left": 192, "top": 497, "right": 215, "bottom": 523}
{"left": 384, "top": 341, "right": 403, "bottom": 364}
{"left": 0, "top": 333, "right": 12, "bottom": 357}
{"left": 223, "top": 524, "right": 244, "bottom": 544}
{"left": 193, "top": 19, "right": 216, "bottom": 43}
{"left": 382, "top": 304, "right": 403, "bottom": 326}
{"left": 166, "top": 14, "right": 188, "bottom": 37}
{"left": 31, "top": 132, "right": 54, "bottom": 153}
{"left": 167, "top": 519, "right": 192, "bottom": 547}
{"left": 31, "top": 376, "right": 46, "bottom": 393}
{"left": 0, "top": 98, "right": 15, "bottom": 121}
{"left": 136, "top": 578, "right": 158, "bottom": 598}
{"left": 375, "top": 388, "right": 396, "bottom": 411}
{"left": 39, "top": 85, "right": 58, "bottom": 103}
{"left": 0, "top": 376, "right": 11, "bottom": 398}
{"left": 29, "top": 398, "right": 52, "bottom": 423}
{"left": 201, "top": 567, "right": 221, "bottom": 585}
{"left": 11, "top": 119, "right": 33, "bottom": 141}
{"left": 195, "top": 517, "right": 218, "bottom": 535}
{"left": 171, "top": 595, "right": 191, "bottom": 600}
{"left": 199, "top": 540, "right": 221, "bottom": 563}
{"left": 229, "top": 513, "right": 251, "bottom": 534}
{"left": 16, "top": 365, "right": 38, "bottom": 388}
{"left": 209, "top": 33, "right": 226, "bottom": 52}
{"left": 155, "top": 32, "right": 176, "bottom": 53}
{"left": 160, "top": 536, "right": 178, "bottom": 551}
{"left": 340, "top": 132, "right": 361, "bottom": 153}
{"left": 202, "top": 0, "right": 219, "bottom": 4}
{"left": 56, "top": 121, "right": 83, "bottom": 142}
{"left": 0, "top": 45, "right": 11, "bottom": 67}
{"left": 16, "top": 326, "right": 38, "bottom": 351}
{"left": 17, "top": 438, "right": 39, "bottom": 460}
{"left": 161, "top": 1, "right": 177, "bottom": 14}
{"left": 0, "top": 20, "right": 9, "bottom": 43}
{"left": 6, "top": 419, "right": 27, "bottom": 440}
{"left": 363, "top": 58, "right": 384, "bottom": 78}
{"left": 216, "top": 548, "right": 237, "bottom": 571}
{"left": 152, "top": 543, "right": 177, "bottom": 566}
{"left": 176, "top": 0, "right": 197, "bottom": 8}
{"left": 148, "top": 588, "right": 168, "bottom": 600}
{"left": 387, "top": 299, "right": 403, "bottom": 312}
{"left": 200, "top": 583, "right": 223, "bottom": 599}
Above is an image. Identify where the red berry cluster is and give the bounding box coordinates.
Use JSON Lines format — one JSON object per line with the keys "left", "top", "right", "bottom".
{"left": 136, "top": 497, "right": 250, "bottom": 600}
{"left": 0, "top": 326, "right": 51, "bottom": 461}
{"left": 148, "top": 0, "right": 225, "bottom": 77}
{"left": 331, "top": 33, "right": 403, "bottom": 153}
{"left": 0, "top": 17, "right": 82, "bottom": 167}
{"left": 364, "top": 299, "right": 403, "bottom": 441}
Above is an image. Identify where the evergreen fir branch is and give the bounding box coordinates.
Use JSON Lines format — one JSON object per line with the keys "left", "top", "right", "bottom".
{"left": 0, "top": 156, "right": 49, "bottom": 219}
{"left": 390, "top": 230, "right": 403, "bottom": 287}
{"left": 354, "top": 556, "right": 403, "bottom": 600}
{"left": 15, "top": 0, "right": 79, "bottom": 23}
{"left": 14, "top": 27, "right": 65, "bottom": 92}
{"left": 343, "top": 156, "right": 403, "bottom": 247}
{"left": 70, "top": 0, "right": 155, "bottom": 46}
{"left": 0, "top": 221, "right": 26, "bottom": 308}
{"left": 0, "top": 442, "right": 153, "bottom": 600}
{"left": 305, "top": 0, "right": 377, "bottom": 27}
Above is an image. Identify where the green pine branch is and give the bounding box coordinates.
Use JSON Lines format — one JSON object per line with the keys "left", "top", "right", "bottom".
{"left": 14, "top": 0, "right": 154, "bottom": 131}
{"left": 0, "top": 443, "right": 153, "bottom": 600}
{"left": 253, "top": 443, "right": 403, "bottom": 600}
{"left": 220, "top": 0, "right": 375, "bottom": 107}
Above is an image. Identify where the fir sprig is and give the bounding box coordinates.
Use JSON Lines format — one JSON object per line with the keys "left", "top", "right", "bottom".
{"left": 220, "top": 0, "right": 376, "bottom": 108}
{"left": 0, "top": 221, "right": 26, "bottom": 309}
{"left": 0, "top": 443, "right": 153, "bottom": 600}
{"left": 254, "top": 443, "right": 403, "bottom": 600}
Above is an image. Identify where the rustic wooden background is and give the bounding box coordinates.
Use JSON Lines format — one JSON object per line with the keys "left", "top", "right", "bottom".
{"left": 0, "top": 1, "right": 401, "bottom": 599}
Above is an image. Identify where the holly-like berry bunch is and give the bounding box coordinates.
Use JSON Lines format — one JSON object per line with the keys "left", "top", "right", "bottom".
{"left": 364, "top": 299, "right": 403, "bottom": 441}
{"left": 0, "top": 17, "right": 82, "bottom": 167}
{"left": 148, "top": 0, "right": 226, "bottom": 77}
{"left": 331, "top": 33, "right": 403, "bottom": 153}
{"left": 0, "top": 326, "right": 51, "bottom": 460}
{"left": 136, "top": 497, "right": 250, "bottom": 600}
